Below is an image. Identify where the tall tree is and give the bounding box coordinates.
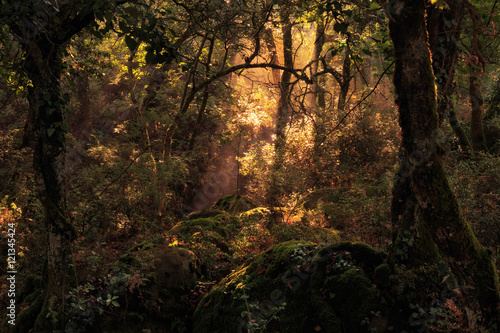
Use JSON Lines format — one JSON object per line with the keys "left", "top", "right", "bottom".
{"left": 387, "top": 0, "right": 500, "bottom": 330}
{"left": 0, "top": 1, "right": 175, "bottom": 330}
{"left": 268, "top": 5, "right": 293, "bottom": 206}
{"left": 427, "top": 0, "right": 472, "bottom": 154}
{"left": 465, "top": 0, "right": 489, "bottom": 153}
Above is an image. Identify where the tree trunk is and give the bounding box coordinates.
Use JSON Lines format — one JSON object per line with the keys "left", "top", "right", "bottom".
{"left": 337, "top": 43, "right": 351, "bottom": 112}
{"left": 465, "top": 1, "right": 489, "bottom": 154}
{"left": 390, "top": 154, "right": 441, "bottom": 267}
{"left": 263, "top": 25, "right": 281, "bottom": 86}
{"left": 387, "top": 0, "right": 500, "bottom": 330}
{"left": 24, "top": 40, "right": 77, "bottom": 331}
{"left": 268, "top": 8, "right": 292, "bottom": 205}
{"left": 427, "top": 1, "right": 472, "bottom": 154}
{"left": 310, "top": 19, "right": 327, "bottom": 187}
{"left": 485, "top": 75, "right": 500, "bottom": 121}
{"left": 469, "top": 59, "right": 489, "bottom": 153}
{"left": 484, "top": 76, "right": 500, "bottom": 152}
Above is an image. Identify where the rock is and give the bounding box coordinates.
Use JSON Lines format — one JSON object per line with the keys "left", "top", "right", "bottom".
{"left": 193, "top": 240, "right": 387, "bottom": 333}
{"left": 212, "top": 195, "right": 256, "bottom": 214}
{"left": 94, "top": 244, "right": 200, "bottom": 332}
{"left": 154, "top": 247, "right": 198, "bottom": 290}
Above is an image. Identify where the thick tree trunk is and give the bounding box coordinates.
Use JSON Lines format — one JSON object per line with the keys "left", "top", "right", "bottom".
{"left": 390, "top": 154, "right": 441, "bottom": 267}
{"left": 427, "top": 1, "right": 472, "bottom": 154}
{"left": 24, "top": 41, "right": 77, "bottom": 331}
{"left": 387, "top": 0, "right": 500, "bottom": 330}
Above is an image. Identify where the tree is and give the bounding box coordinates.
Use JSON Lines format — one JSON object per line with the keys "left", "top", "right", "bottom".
{"left": 0, "top": 0, "right": 174, "bottom": 330}
{"left": 465, "top": 0, "right": 489, "bottom": 153}
{"left": 268, "top": 5, "right": 293, "bottom": 206}
{"left": 387, "top": 0, "right": 500, "bottom": 330}
{"left": 427, "top": 0, "right": 472, "bottom": 154}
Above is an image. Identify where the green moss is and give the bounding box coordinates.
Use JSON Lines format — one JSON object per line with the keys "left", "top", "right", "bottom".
{"left": 239, "top": 207, "right": 272, "bottom": 221}
{"left": 315, "top": 241, "right": 386, "bottom": 274}
{"left": 472, "top": 247, "right": 500, "bottom": 327}
{"left": 212, "top": 195, "right": 256, "bottom": 214}
{"left": 327, "top": 268, "right": 380, "bottom": 332}
{"left": 169, "top": 218, "right": 221, "bottom": 237}
{"left": 194, "top": 241, "right": 385, "bottom": 333}
{"left": 114, "top": 242, "right": 156, "bottom": 269}
{"left": 13, "top": 291, "right": 44, "bottom": 333}
{"left": 17, "top": 274, "right": 43, "bottom": 304}
{"left": 374, "top": 262, "right": 392, "bottom": 288}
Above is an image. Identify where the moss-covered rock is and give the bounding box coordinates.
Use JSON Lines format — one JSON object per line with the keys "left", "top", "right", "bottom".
{"left": 168, "top": 216, "right": 240, "bottom": 239}
{"left": 193, "top": 240, "right": 387, "bottom": 333}
{"left": 212, "top": 194, "right": 256, "bottom": 214}
{"left": 90, "top": 243, "right": 200, "bottom": 332}
{"left": 1, "top": 274, "right": 44, "bottom": 333}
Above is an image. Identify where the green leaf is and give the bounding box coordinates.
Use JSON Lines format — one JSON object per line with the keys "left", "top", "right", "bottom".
{"left": 47, "top": 128, "right": 55, "bottom": 137}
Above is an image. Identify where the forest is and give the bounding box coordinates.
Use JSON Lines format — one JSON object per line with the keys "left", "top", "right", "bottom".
{"left": 0, "top": 0, "right": 500, "bottom": 332}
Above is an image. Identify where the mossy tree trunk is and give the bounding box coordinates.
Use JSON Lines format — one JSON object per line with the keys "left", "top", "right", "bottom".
{"left": 310, "top": 19, "right": 327, "bottom": 187}
{"left": 387, "top": 0, "right": 500, "bottom": 330}
{"left": 427, "top": 0, "right": 472, "bottom": 154}
{"left": 3, "top": 1, "right": 130, "bottom": 330}
{"left": 390, "top": 153, "right": 441, "bottom": 267}
{"left": 23, "top": 36, "right": 78, "bottom": 333}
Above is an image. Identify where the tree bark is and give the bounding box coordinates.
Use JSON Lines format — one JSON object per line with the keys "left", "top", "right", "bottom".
{"left": 485, "top": 75, "right": 500, "bottom": 121}
{"left": 263, "top": 25, "right": 281, "bottom": 86}
{"left": 309, "top": 19, "right": 327, "bottom": 187}
{"left": 465, "top": 1, "right": 489, "bottom": 154}
{"left": 390, "top": 154, "right": 441, "bottom": 267}
{"left": 4, "top": 1, "right": 132, "bottom": 330}
{"left": 268, "top": 8, "right": 293, "bottom": 205}
{"left": 23, "top": 39, "right": 77, "bottom": 331}
{"left": 387, "top": 0, "right": 500, "bottom": 329}
{"left": 427, "top": 0, "right": 472, "bottom": 154}
{"left": 469, "top": 59, "right": 489, "bottom": 153}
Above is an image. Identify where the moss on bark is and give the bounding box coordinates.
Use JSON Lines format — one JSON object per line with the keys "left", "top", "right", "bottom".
{"left": 388, "top": 0, "right": 500, "bottom": 329}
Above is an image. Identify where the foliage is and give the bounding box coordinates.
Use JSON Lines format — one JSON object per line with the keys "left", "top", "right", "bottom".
{"left": 0, "top": 0, "right": 499, "bottom": 330}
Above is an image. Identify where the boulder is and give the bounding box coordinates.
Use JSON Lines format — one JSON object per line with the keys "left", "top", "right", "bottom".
{"left": 193, "top": 240, "right": 387, "bottom": 333}
{"left": 212, "top": 195, "right": 256, "bottom": 214}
